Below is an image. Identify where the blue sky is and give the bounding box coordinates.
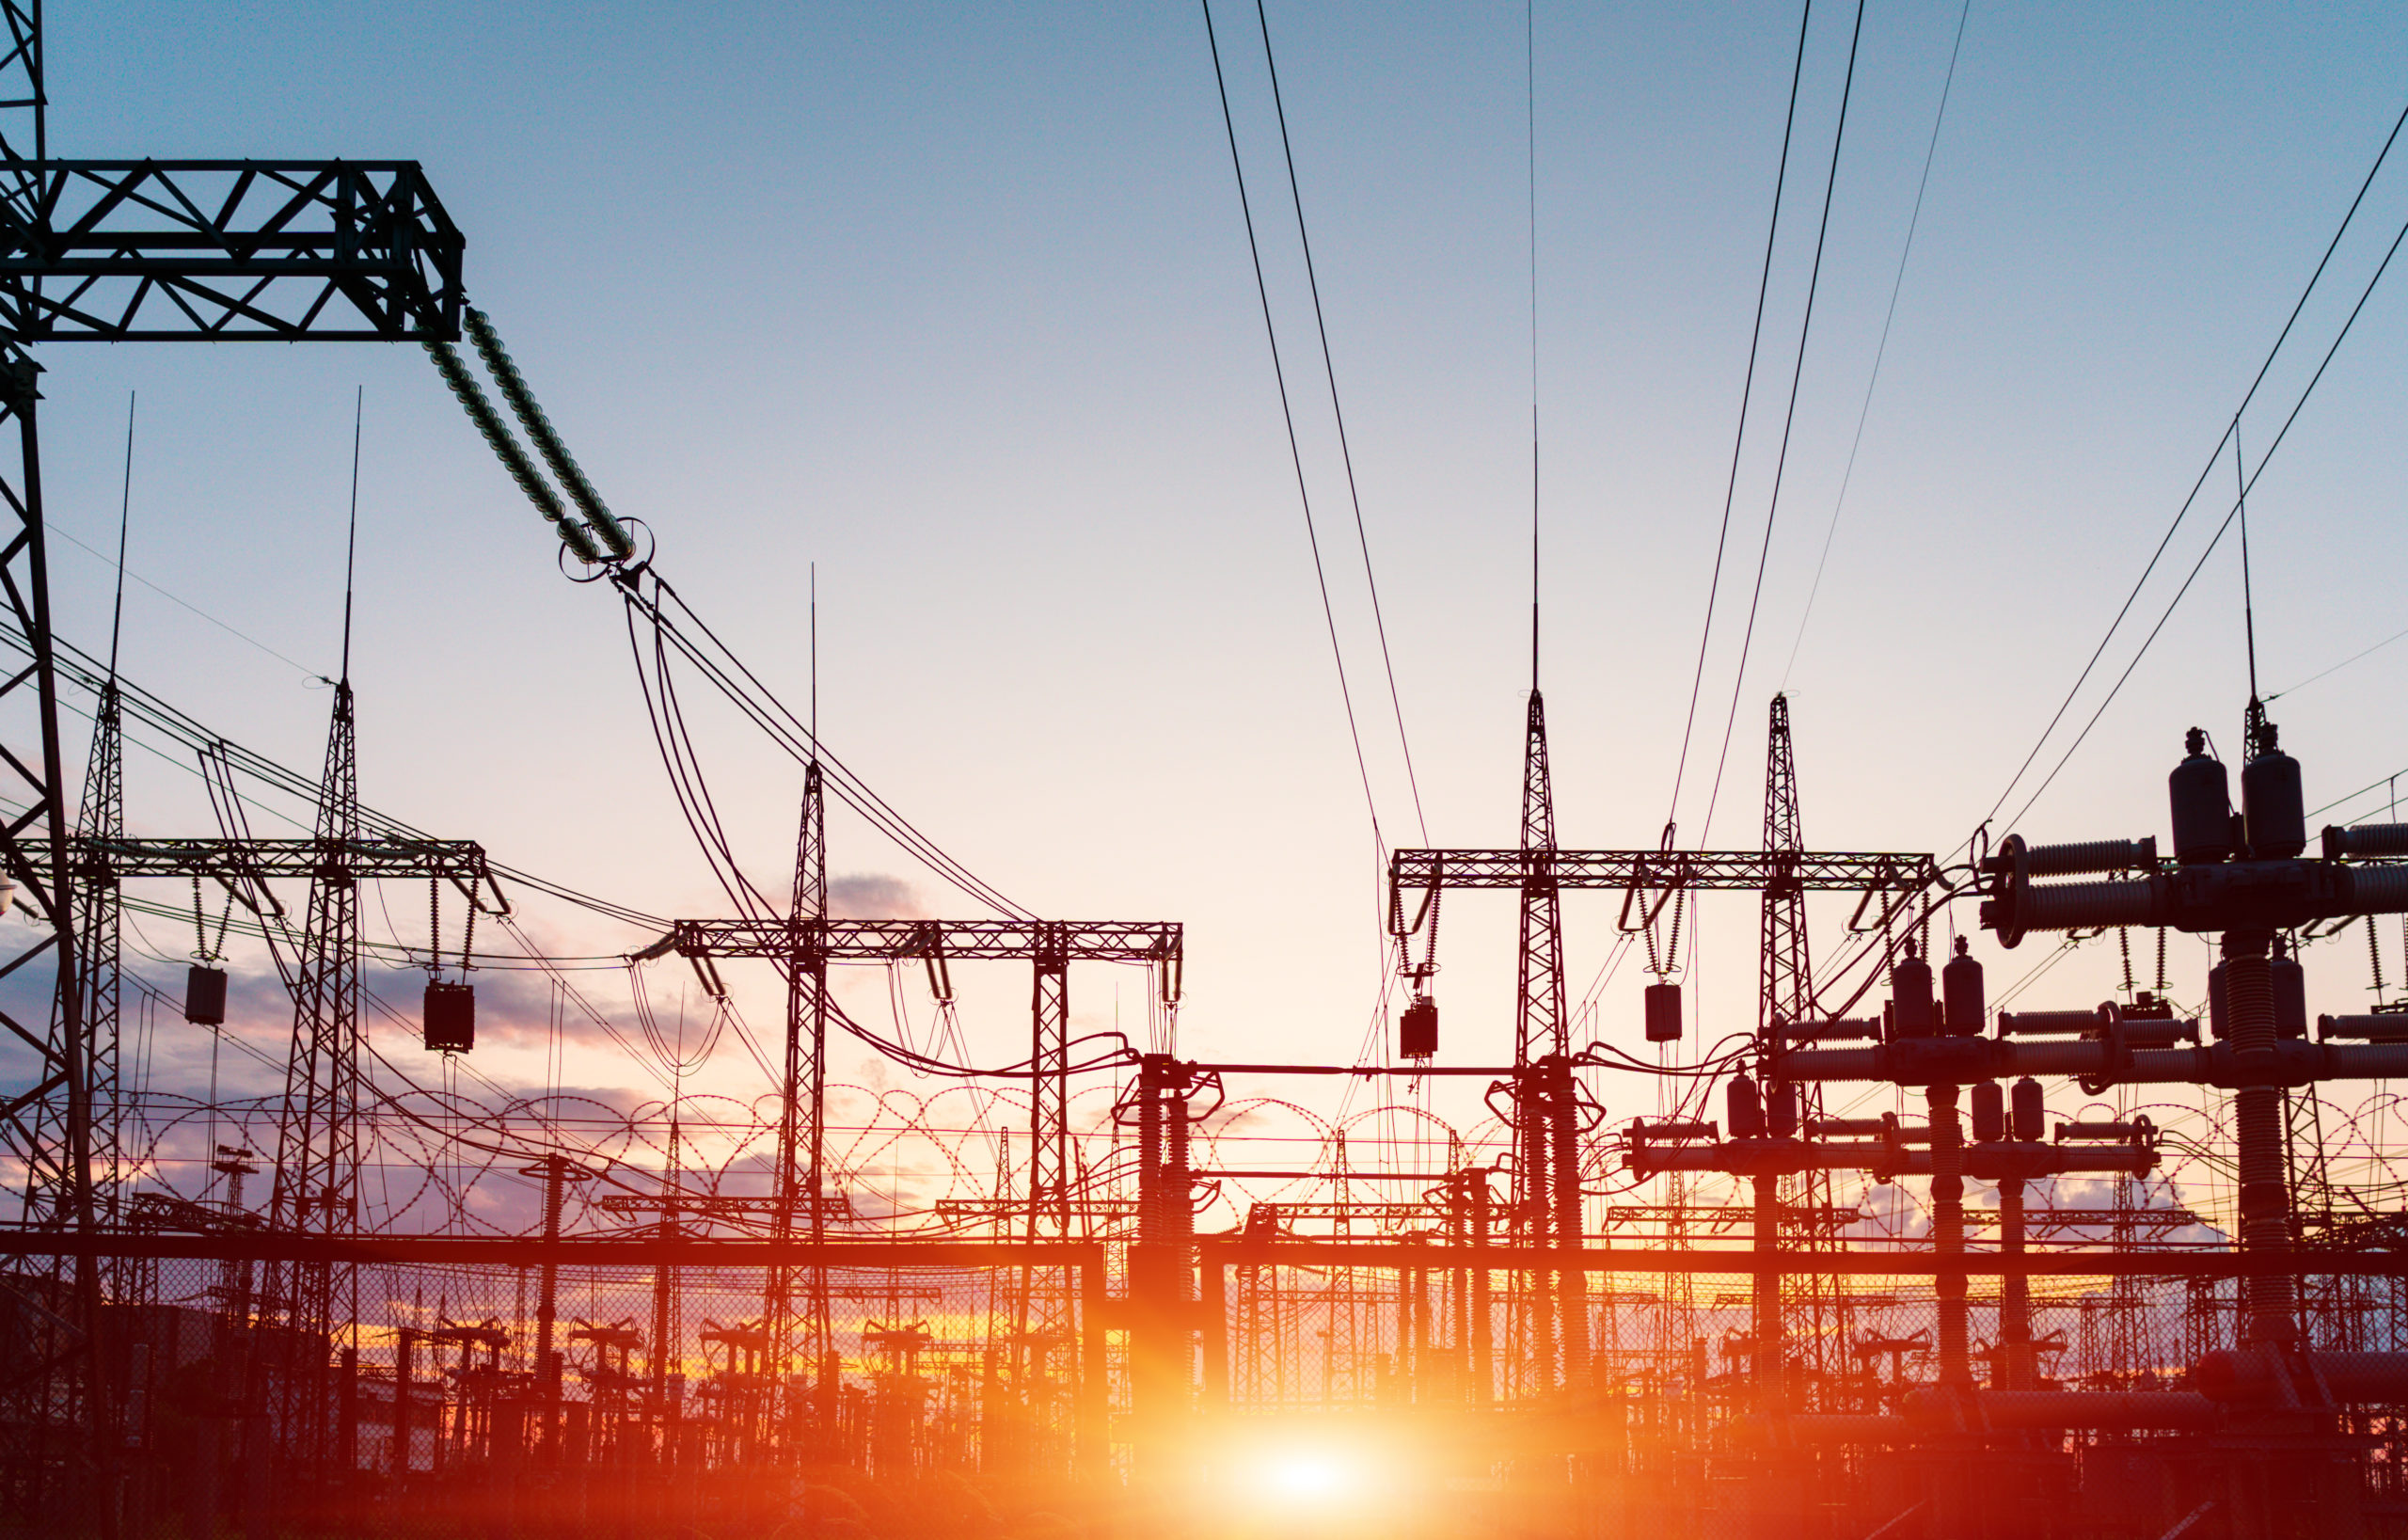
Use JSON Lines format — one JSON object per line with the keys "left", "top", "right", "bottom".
{"left": 16, "top": 2, "right": 2408, "bottom": 1155}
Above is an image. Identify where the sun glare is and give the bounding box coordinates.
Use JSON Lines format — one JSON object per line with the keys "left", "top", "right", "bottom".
{"left": 1260, "top": 1452, "right": 1354, "bottom": 1501}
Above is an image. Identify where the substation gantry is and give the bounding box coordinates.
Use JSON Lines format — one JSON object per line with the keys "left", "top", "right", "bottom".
{"left": 59, "top": 820, "right": 504, "bottom": 1488}
{"left": 659, "top": 894, "right": 1180, "bottom": 1453}
{"left": 1385, "top": 839, "right": 1942, "bottom": 1391}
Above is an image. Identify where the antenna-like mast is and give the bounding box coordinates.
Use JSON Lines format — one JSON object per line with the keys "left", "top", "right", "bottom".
{"left": 340, "top": 387, "right": 362, "bottom": 688}
{"left": 809, "top": 560, "right": 818, "bottom": 754}
{"left": 1527, "top": 0, "right": 1540, "bottom": 691}
{"left": 2236, "top": 423, "right": 2259, "bottom": 706}
{"left": 107, "top": 393, "right": 133, "bottom": 680}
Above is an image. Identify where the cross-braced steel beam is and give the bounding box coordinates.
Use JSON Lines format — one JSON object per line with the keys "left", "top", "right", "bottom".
{"left": 0, "top": 162, "right": 463, "bottom": 341}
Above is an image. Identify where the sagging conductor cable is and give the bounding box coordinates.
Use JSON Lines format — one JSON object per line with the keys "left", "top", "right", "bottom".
{"left": 422, "top": 333, "right": 608, "bottom": 565}
{"left": 429, "top": 307, "right": 1030, "bottom": 922}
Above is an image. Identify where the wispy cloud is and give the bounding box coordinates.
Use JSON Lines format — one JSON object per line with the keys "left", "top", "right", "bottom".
{"left": 829, "top": 873, "right": 923, "bottom": 919}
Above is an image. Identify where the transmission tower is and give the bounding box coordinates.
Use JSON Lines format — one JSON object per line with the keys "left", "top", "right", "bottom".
{"left": 1512, "top": 685, "right": 1565, "bottom": 1392}
{"left": 1514, "top": 688, "right": 1566, "bottom": 1066}
{"left": 25, "top": 676, "right": 116, "bottom": 1231}
{"left": 1760, "top": 692, "right": 1811, "bottom": 1032}
{"left": 768, "top": 757, "right": 834, "bottom": 1442}
{"left": 69, "top": 681, "right": 119, "bottom": 1225}
{"left": 68, "top": 491, "right": 133, "bottom": 1286}
{"left": 1757, "top": 691, "right": 1818, "bottom": 1392}
{"left": 263, "top": 671, "right": 362, "bottom": 1471}
{"left": 0, "top": 8, "right": 462, "bottom": 1276}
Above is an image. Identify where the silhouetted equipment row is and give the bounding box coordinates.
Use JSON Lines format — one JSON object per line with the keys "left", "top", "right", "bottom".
{"left": 0, "top": 0, "right": 2401, "bottom": 1529}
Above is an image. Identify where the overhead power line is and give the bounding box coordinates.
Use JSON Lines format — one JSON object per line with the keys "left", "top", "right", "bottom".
{"left": 2267, "top": 621, "right": 2408, "bottom": 704}
{"left": 1781, "top": 0, "right": 1973, "bottom": 691}
{"left": 1198, "top": 0, "right": 1389, "bottom": 854}
{"left": 1988, "top": 191, "right": 2408, "bottom": 838}
{"left": 1665, "top": 0, "right": 1815, "bottom": 845}
{"left": 1250, "top": 0, "right": 1429, "bottom": 847}
{"left": 0, "top": 619, "right": 666, "bottom": 930}
{"left": 426, "top": 304, "right": 1029, "bottom": 922}
{"left": 1696, "top": 0, "right": 1868, "bottom": 846}
{"left": 1972, "top": 87, "right": 2408, "bottom": 844}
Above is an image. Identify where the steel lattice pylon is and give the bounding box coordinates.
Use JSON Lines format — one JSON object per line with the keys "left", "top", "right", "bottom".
{"left": 261, "top": 675, "right": 363, "bottom": 1477}
{"left": 1514, "top": 689, "right": 1566, "bottom": 1066}
{"left": 1511, "top": 688, "right": 1571, "bottom": 1394}
{"left": 0, "top": 14, "right": 102, "bottom": 1511}
{"left": 672, "top": 887, "right": 1176, "bottom": 1467}
{"left": 1757, "top": 691, "right": 1812, "bottom": 1392}
{"left": 69, "top": 676, "right": 129, "bottom": 1324}
{"left": 1029, "top": 921, "right": 1072, "bottom": 1241}
{"left": 768, "top": 757, "right": 834, "bottom": 1444}
{"left": 26, "top": 675, "right": 115, "bottom": 1233}
{"left": 1760, "top": 692, "right": 1811, "bottom": 1037}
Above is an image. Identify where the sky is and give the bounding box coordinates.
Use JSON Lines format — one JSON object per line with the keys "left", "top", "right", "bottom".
{"left": 13, "top": 2, "right": 2408, "bottom": 1185}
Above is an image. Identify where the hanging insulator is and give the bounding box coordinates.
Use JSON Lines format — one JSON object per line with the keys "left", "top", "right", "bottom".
{"left": 1727, "top": 1074, "right": 1766, "bottom": 1140}
{"left": 2011, "top": 1077, "right": 2046, "bottom": 1143}
{"left": 184, "top": 964, "right": 228, "bottom": 1027}
{"left": 1941, "top": 936, "right": 1986, "bottom": 1036}
{"left": 424, "top": 980, "right": 476, "bottom": 1054}
{"left": 1891, "top": 945, "right": 1936, "bottom": 1038}
{"left": 1644, "top": 981, "right": 1683, "bottom": 1042}
{"left": 1767, "top": 1081, "right": 1798, "bottom": 1139}
{"left": 1398, "top": 995, "right": 1438, "bottom": 1059}
{"left": 1970, "top": 1081, "right": 2006, "bottom": 1144}
{"left": 2169, "top": 728, "right": 2232, "bottom": 865}
{"left": 464, "top": 307, "right": 637, "bottom": 562}
{"left": 2242, "top": 721, "right": 2305, "bottom": 859}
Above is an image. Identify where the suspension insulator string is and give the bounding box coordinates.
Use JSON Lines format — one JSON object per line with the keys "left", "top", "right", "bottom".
{"left": 422, "top": 335, "right": 607, "bottom": 564}
{"left": 1664, "top": 888, "right": 1687, "bottom": 977}
{"left": 463, "top": 307, "right": 636, "bottom": 560}
{"left": 187, "top": 877, "right": 232, "bottom": 964}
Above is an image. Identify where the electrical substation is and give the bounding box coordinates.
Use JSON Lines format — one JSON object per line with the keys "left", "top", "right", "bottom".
{"left": 2, "top": 5, "right": 2407, "bottom": 1539}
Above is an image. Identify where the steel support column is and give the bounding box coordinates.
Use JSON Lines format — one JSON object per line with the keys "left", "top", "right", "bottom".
{"left": 2224, "top": 928, "right": 2297, "bottom": 1345}
{"left": 1929, "top": 1083, "right": 1970, "bottom": 1388}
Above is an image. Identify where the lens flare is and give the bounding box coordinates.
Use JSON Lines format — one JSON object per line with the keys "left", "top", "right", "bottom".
{"left": 1260, "top": 1451, "right": 1353, "bottom": 1500}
